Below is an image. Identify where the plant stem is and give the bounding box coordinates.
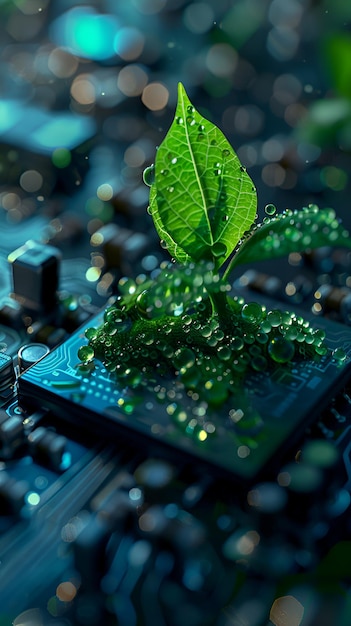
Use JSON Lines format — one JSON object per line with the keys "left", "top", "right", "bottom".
{"left": 208, "top": 289, "right": 231, "bottom": 329}
{"left": 222, "top": 252, "right": 239, "bottom": 283}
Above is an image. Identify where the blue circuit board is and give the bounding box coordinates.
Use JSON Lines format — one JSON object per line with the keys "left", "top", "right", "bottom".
{"left": 18, "top": 310, "right": 351, "bottom": 481}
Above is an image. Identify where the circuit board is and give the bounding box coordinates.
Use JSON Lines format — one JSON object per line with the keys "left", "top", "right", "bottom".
{"left": 18, "top": 311, "right": 351, "bottom": 481}
{"left": 2, "top": 3, "right": 351, "bottom": 625}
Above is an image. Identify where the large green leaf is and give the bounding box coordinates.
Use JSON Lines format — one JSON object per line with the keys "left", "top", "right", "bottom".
{"left": 148, "top": 183, "right": 190, "bottom": 264}
{"left": 152, "top": 83, "right": 257, "bottom": 268}
{"left": 224, "top": 205, "right": 351, "bottom": 275}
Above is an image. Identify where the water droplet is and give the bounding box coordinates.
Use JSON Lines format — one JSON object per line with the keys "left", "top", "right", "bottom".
{"left": 315, "top": 345, "right": 328, "bottom": 356}
{"left": 187, "top": 105, "right": 195, "bottom": 114}
{"left": 167, "top": 186, "right": 174, "bottom": 193}
{"left": 211, "top": 242, "right": 227, "bottom": 258}
{"left": 78, "top": 345, "right": 95, "bottom": 363}
{"left": 264, "top": 203, "right": 277, "bottom": 216}
{"left": 85, "top": 327, "right": 97, "bottom": 341}
{"left": 333, "top": 347, "right": 346, "bottom": 362}
{"left": 201, "top": 325, "right": 212, "bottom": 338}
{"left": 173, "top": 347, "right": 196, "bottom": 371}
{"left": 176, "top": 116, "right": 184, "bottom": 125}
{"left": 214, "top": 168, "right": 222, "bottom": 176}
{"left": 218, "top": 346, "right": 231, "bottom": 361}
{"left": 267, "top": 310, "right": 282, "bottom": 327}
{"left": 222, "top": 215, "right": 229, "bottom": 222}
{"left": 240, "top": 165, "right": 247, "bottom": 172}
{"left": 268, "top": 337, "right": 295, "bottom": 363}
{"left": 210, "top": 139, "right": 217, "bottom": 146}
{"left": 231, "top": 337, "right": 244, "bottom": 351}
{"left": 187, "top": 116, "right": 196, "bottom": 126}
{"left": 161, "top": 169, "right": 169, "bottom": 176}
{"left": 143, "top": 164, "right": 155, "bottom": 187}
{"left": 241, "top": 302, "right": 264, "bottom": 324}
{"left": 118, "top": 277, "right": 137, "bottom": 295}
{"left": 171, "top": 157, "right": 177, "bottom": 164}
{"left": 198, "top": 133, "right": 205, "bottom": 141}
{"left": 198, "top": 124, "right": 205, "bottom": 132}
{"left": 256, "top": 332, "right": 268, "bottom": 344}
{"left": 213, "top": 329, "right": 224, "bottom": 341}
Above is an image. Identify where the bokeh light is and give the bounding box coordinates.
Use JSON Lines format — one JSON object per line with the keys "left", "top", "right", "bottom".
{"left": 141, "top": 82, "right": 169, "bottom": 111}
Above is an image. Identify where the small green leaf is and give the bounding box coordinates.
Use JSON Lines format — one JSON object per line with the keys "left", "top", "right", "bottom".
{"left": 150, "top": 83, "right": 257, "bottom": 268}
{"left": 225, "top": 206, "right": 351, "bottom": 274}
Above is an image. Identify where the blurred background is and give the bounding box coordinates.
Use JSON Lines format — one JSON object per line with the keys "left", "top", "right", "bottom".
{"left": 0, "top": 0, "right": 351, "bottom": 302}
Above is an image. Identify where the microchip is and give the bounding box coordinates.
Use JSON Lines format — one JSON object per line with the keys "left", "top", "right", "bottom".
{"left": 18, "top": 310, "right": 351, "bottom": 482}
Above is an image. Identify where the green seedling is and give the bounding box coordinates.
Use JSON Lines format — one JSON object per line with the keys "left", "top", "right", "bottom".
{"left": 78, "top": 83, "right": 351, "bottom": 415}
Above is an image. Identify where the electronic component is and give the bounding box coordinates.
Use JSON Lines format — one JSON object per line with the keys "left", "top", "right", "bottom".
{"left": 91, "top": 223, "right": 150, "bottom": 270}
{"left": 17, "top": 343, "right": 50, "bottom": 373}
{"left": 18, "top": 310, "right": 351, "bottom": 482}
{"left": 0, "top": 351, "right": 15, "bottom": 399}
{"left": 0, "top": 471, "right": 28, "bottom": 516}
{"left": 8, "top": 240, "right": 61, "bottom": 314}
{"left": 27, "top": 426, "right": 67, "bottom": 470}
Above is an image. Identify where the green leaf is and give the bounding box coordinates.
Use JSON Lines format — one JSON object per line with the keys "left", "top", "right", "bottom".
{"left": 224, "top": 206, "right": 351, "bottom": 274}
{"left": 148, "top": 183, "right": 191, "bottom": 264}
{"left": 324, "top": 34, "right": 351, "bottom": 100}
{"left": 150, "top": 83, "right": 257, "bottom": 268}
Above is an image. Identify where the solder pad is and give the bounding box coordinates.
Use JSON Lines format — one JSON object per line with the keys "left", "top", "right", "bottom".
{"left": 18, "top": 310, "right": 351, "bottom": 481}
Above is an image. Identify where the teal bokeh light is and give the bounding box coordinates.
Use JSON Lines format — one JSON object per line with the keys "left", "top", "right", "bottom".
{"left": 50, "top": 7, "right": 119, "bottom": 61}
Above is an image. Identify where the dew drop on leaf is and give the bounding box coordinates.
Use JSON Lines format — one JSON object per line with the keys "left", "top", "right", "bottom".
{"left": 212, "top": 241, "right": 227, "bottom": 258}
{"left": 264, "top": 203, "right": 277, "bottom": 216}
{"left": 176, "top": 116, "right": 184, "bottom": 124}
{"left": 143, "top": 165, "right": 155, "bottom": 187}
{"left": 222, "top": 149, "right": 230, "bottom": 157}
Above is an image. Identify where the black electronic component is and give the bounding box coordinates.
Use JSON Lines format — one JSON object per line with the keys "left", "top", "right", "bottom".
{"left": 0, "top": 412, "right": 24, "bottom": 455}
{"left": 0, "top": 300, "right": 23, "bottom": 329}
{"left": 8, "top": 240, "right": 61, "bottom": 314}
{"left": 27, "top": 426, "right": 67, "bottom": 470}
{"left": 91, "top": 223, "right": 150, "bottom": 270}
{"left": 18, "top": 310, "right": 351, "bottom": 482}
{"left": 0, "top": 351, "right": 15, "bottom": 398}
{"left": 0, "top": 471, "right": 28, "bottom": 516}
{"left": 73, "top": 514, "right": 113, "bottom": 589}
